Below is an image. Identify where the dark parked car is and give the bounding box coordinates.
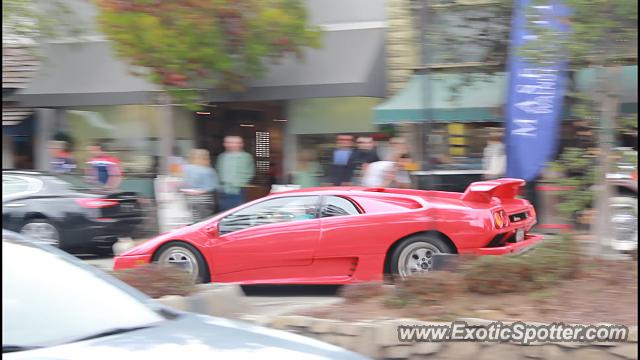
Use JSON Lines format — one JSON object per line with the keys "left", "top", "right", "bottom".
{"left": 2, "top": 230, "right": 368, "bottom": 360}
{"left": 2, "top": 170, "right": 145, "bottom": 254}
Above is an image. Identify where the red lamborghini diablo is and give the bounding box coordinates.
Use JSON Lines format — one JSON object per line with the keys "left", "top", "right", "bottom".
{"left": 113, "top": 178, "right": 542, "bottom": 284}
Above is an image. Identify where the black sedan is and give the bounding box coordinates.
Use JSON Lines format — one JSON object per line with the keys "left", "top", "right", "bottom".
{"left": 2, "top": 170, "right": 145, "bottom": 254}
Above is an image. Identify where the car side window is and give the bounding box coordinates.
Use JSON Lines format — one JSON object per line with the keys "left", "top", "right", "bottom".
{"left": 321, "top": 196, "right": 361, "bottom": 217}
{"left": 2, "top": 176, "right": 31, "bottom": 196}
{"left": 219, "top": 196, "right": 320, "bottom": 235}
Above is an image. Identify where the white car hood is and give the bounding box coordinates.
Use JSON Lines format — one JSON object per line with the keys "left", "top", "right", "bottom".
{"left": 4, "top": 313, "right": 368, "bottom": 360}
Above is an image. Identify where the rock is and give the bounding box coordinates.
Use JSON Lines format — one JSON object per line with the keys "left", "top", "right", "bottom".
{"left": 556, "top": 341, "right": 583, "bottom": 349}
{"left": 478, "top": 343, "right": 521, "bottom": 360}
{"left": 334, "top": 322, "right": 365, "bottom": 336}
{"left": 437, "top": 342, "right": 480, "bottom": 360}
{"left": 281, "top": 315, "right": 314, "bottom": 328}
{"left": 375, "top": 323, "right": 403, "bottom": 347}
{"left": 309, "top": 318, "right": 341, "bottom": 334}
{"left": 610, "top": 343, "right": 639, "bottom": 359}
{"left": 628, "top": 326, "right": 637, "bottom": 342}
{"left": 570, "top": 348, "right": 619, "bottom": 360}
{"left": 540, "top": 345, "right": 568, "bottom": 360}
{"left": 270, "top": 315, "right": 293, "bottom": 330}
{"left": 383, "top": 345, "right": 414, "bottom": 359}
{"left": 349, "top": 324, "right": 379, "bottom": 359}
{"left": 156, "top": 295, "right": 190, "bottom": 311}
{"left": 475, "top": 310, "right": 507, "bottom": 320}
{"left": 456, "top": 317, "right": 495, "bottom": 327}
{"left": 412, "top": 341, "right": 442, "bottom": 355}
{"left": 188, "top": 283, "right": 250, "bottom": 319}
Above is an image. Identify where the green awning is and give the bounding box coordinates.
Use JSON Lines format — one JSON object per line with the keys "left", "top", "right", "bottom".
{"left": 373, "top": 73, "right": 506, "bottom": 124}
{"left": 374, "top": 65, "right": 638, "bottom": 124}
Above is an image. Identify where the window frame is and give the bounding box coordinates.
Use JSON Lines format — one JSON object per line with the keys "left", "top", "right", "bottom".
{"left": 319, "top": 195, "right": 363, "bottom": 218}
{"left": 218, "top": 195, "right": 323, "bottom": 235}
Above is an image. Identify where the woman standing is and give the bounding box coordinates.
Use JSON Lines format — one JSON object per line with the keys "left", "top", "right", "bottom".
{"left": 181, "top": 149, "right": 219, "bottom": 221}
{"left": 292, "top": 149, "right": 322, "bottom": 188}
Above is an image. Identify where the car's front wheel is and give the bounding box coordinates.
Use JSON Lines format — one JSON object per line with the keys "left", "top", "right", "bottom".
{"left": 154, "top": 242, "right": 209, "bottom": 284}
{"left": 20, "top": 219, "right": 61, "bottom": 247}
{"left": 390, "top": 235, "right": 453, "bottom": 279}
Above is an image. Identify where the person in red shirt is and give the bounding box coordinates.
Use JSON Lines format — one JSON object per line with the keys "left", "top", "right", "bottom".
{"left": 85, "top": 143, "right": 123, "bottom": 190}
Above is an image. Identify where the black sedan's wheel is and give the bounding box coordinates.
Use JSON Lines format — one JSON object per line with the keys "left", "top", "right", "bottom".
{"left": 20, "top": 219, "right": 61, "bottom": 247}
{"left": 390, "top": 235, "right": 453, "bottom": 279}
{"left": 154, "top": 242, "right": 209, "bottom": 284}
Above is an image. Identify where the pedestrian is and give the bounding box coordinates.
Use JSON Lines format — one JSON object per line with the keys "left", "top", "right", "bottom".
{"left": 168, "top": 145, "right": 186, "bottom": 178}
{"left": 85, "top": 143, "right": 123, "bottom": 191}
{"left": 361, "top": 153, "right": 413, "bottom": 188}
{"left": 394, "top": 153, "right": 413, "bottom": 188}
{"left": 216, "top": 135, "right": 255, "bottom": 211}
{"left": 361, "top": 160, "right": 397, "bottom": 188}
{"left": 292, "top": 149, "right": 322, "bottom": 188}
{"left": 325, "top": 134, "right": 356, "bottom": 186}
{"left": 49, "top": 140, "right": 76, "bottom": 174}
{"left": 181, "top": 149, "right": 218, "bottom": 221}
{"left": 482, "top": 130, "right": 506, "bottom": 180}
{"left": 350, "top": 136, "right": 380, "bottom": 184}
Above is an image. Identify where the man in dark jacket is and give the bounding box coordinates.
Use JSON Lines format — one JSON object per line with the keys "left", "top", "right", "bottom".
{"left": 325, "top": 134, "right": 356, "bottom": 186}
{"left": 350, "top": 136, "right": 380, "bottom": 184}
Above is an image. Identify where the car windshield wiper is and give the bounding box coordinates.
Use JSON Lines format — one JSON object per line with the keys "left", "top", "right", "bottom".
{"left": 69, "top": 325, "right": 153, "bottom": 343}
{"left": 3, "top": 344, "right": 43, "bottom": 353}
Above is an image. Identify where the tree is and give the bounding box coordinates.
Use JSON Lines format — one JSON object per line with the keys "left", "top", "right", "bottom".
{"left": 3, "top": 0, "right": 85, "bottom": 45}
{"left": 425, "top": 0, "right": 637, "bottom": 255}
{"left": 96, "top": 0, "right": 322, "bottom": 108}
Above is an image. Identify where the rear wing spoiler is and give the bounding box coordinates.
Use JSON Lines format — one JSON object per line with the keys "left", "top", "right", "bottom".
{"left": 461, "top": 178, "right": 526, "bottom": 203}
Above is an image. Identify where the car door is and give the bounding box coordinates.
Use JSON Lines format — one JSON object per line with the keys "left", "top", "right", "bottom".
{"left": 211, "top": 195, "right": 322, "bottom": 280}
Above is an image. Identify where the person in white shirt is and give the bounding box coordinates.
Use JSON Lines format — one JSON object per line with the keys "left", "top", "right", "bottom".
{"left": 482, "top": 131, "right": 506, "bottom": 180}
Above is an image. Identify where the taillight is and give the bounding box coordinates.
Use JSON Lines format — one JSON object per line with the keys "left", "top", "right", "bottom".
{"left": 76, "top": 198, "right": 118, "bottom": 208}
{"left": 493, "top": 209, "right": 509, "bottom": 229}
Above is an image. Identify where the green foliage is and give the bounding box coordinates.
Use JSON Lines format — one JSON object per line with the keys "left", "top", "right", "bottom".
{"left": 96, "top": 0, "right": 322, "bottom": 108}
{"left": 3, "top": 0, "right": 86, "bottom": 43}
{"left": 547, "top": 147, "right": 597, "bottom": 222}
{"left": 462, "top": 235, "right": 582, "bottom": 294}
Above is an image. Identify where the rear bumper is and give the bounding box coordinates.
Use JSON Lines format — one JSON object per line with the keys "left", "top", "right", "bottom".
{"left": 113, "top": 253, "right": 153, "bottom": 271}
{"left": 472, "top": 233, "right": 544, "bottom": 255}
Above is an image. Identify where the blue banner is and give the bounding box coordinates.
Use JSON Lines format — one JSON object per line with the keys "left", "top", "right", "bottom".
{"left": 505, "top": 0, "right": 570, "bottom": 181}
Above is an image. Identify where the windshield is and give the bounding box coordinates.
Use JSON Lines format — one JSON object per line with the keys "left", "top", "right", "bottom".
{"left": 2, "top": 240, "right": 165, "bottom": 349}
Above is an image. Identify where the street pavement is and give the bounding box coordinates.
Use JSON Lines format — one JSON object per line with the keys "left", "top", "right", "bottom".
{"left": 80, "top": 255, "right": 342, "bottom": 317}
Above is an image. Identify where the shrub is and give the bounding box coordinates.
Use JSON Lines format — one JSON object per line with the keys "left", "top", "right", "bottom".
{"left": 112, "top": 264, "right": 197, "bottom": 298}
{"left": 462, "top": 235, "right": 582, "bottom": 295}
{"left": 396, "top": 271, "right": 464, "bottom": 303}
{"left": 339, "top": 282, "right": 387, "bottom": 303}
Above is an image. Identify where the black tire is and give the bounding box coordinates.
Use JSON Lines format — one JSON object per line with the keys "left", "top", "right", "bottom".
{"left": 20, "top": 218, "right": 62, "bottom": 248}
{"left": 389, "top": 234, "right": 453, "bottom": 279}
{"left": 153, "top": 242, "right": 210, "bottom": 284}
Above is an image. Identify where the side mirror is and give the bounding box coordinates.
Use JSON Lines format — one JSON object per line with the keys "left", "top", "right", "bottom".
{"left": 204, "top": 223, "right": 219, "bottom": 236}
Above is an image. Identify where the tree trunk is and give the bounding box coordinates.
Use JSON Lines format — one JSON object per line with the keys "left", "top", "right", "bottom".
{"left": 591, "top": 66, "right": 622, "bottom": 257}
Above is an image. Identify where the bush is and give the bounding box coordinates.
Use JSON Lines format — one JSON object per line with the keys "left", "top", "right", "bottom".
{"left": 339, "top": 282, "right": 387, "bottom": 303}
{"left": 112, "top": 264, "right": 197, "bottom": 298}
{"left": 396, "top": 271, "right": 464, "bottom": 303}
{"left": 462, "top": 235, "right": 582, "bottom": 295}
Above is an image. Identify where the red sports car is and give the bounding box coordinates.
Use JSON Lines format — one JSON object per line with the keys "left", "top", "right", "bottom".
{"left": 114, "top": 178, "right": 542, "bottom": 284}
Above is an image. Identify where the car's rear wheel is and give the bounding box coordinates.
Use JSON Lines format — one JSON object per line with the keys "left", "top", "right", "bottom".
{"left": 390, "top": 235, "right": 453, "bottom": 279}
{"left": 20, "top": 219, "right": 61, "bottom": 247}
{"left": 154, "top": 242, "right": 209, "bottom": 284}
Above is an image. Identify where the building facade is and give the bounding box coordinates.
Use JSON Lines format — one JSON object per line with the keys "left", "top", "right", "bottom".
{"left": 4, "top": 0, "right": 388, "bottom": 197}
